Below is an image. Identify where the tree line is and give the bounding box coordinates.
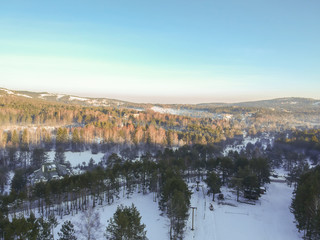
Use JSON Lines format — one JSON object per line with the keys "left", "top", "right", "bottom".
{"left": 0, "top": 143, "right": 272, "bottom": 239}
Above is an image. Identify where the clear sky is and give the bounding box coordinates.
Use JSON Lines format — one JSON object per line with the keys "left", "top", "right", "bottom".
{"left": 0, "top": 0, "right": 319, "bottom": 104}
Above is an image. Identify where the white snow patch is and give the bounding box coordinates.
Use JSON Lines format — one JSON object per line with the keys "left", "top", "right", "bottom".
{"left": 0, "top": 88, "right": 14, "bottom": 94}
{"left": 223, "top": 134, "right": 273, "bottom": 156}
{"left": 56, "top": 94, "right": 65, "bottom": 99}
{"left": 185, "top": 181, "right": 301, "bottom": 240}
{"left": 15, "top": 93, "right": 32, "bottom": 98}
{"left": 53, "top": 193, "right": 167, "bottom": 240}
{"left": 151, "top": 106, "right": 197, "bottom": 116}
{"left": 69, "top": 96, "right": 89, "bottom": 101}
{"left": 3, "top": 171, "right": 14, "bottom": 195}
{"left": 39, "top": 93, "right": 55, "bottom": 99}
{"left": 47, "top": 151, "right": 105, "bottom": 167}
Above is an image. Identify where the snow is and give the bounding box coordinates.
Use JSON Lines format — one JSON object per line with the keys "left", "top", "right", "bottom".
{"left": 223, "top": 136, "right": 260, "bottom": 156}
{"left": 15, "top": 93, "right": 32, "bottom": 98}
{"left": 223, "top": 134, "right": 273, "bottom": 156}
{"left": 0, "top": 89, "right": 32, "bottom": 98}
{"left": 185, "top": 181, "right": 301, "bottom": 240}
{"left": 2, "top": 171, "right": 14, "bottom": 195}
{"left": 50, "top": 179, "right": 301, "bottom": 240}
{"left": 0, "top": 88, "right": 14, "bottom": 94}
{"left": 39, "top": 93, "right": 55, "bottom": 99}
{"left": 151, "top": 106, "right": 179, "bottom": 115}
{"left": 53, "top": 192, "right": 168, "bottom": 240}
{"left": 151, "top": 106, "right": 208, "bottom": 117}
{"left": 47, "top": 151, "right": 105, "bottom": 167}
{"left": 69, "top": 96, "right": 89, "bottom": 101}
{"left": 56, "top": 94, "right": 65, "bottom": 99}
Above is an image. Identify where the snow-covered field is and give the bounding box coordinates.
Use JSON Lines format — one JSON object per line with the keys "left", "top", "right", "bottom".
{"left": 51, "top": 180, "right": 301, "bottom": 240}
{"left": 223, "top": 134, "right": 273, "bottom": 156}
{"left": 53, "top": 193, "right": 168, "bottom": 240}
{"left": 47, "top": 151, "right": 105, "bottom": 167}
{"left": 185, "top": 181, "right": 301, "bottom": 240}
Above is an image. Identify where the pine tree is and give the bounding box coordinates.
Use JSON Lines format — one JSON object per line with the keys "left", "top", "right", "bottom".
{"left": 71, "top": 129, "right": 80, "bottom": 151}
{"left": 54, "top": 148, "right": 66, "bottom": 164}
{"left": 32, "top": 148, "right": 49, "bottom": 169}
{"left": 159, "top": 171, "right": 190, "bottom": 240}
{"left": 48, "top": 214, "right": 58, "bottom": 240}
{"left": 291, "top": 166, "right": 320, "bottom": 239}
{"left": 105, "top": 204, "right": 148, "bottom": 240}
{"left": 11, "top": 129, "right": 20, "bottom": 147}
{"left": 58, "top": 221, "right": 77, "bottom": 240}
{"left": 37, "top": 217, "right": 53, "bottom": 240}
{"left": 205, "top": 171, "right": 221, "bottom": 201}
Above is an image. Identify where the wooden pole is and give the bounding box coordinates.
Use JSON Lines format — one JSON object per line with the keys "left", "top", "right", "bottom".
{"left": 190, "top": 206, "right": 197, "bottom": 230}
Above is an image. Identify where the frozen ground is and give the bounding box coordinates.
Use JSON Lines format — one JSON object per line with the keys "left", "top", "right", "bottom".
{"left": 47, "top": 151, "right": 105, "bottom": 167}
{"left": 185, "top": 181, "right": 301, "bottom": 240}
{"left": 223, "top": 134, "right": 274, "bottom": 156}
{"left": 2, "top": 171, "right": 14, "bottom": 195}
{"left": 51, "top": 180, "right": 301, "bottom": 240}
{"left": 53, "top": 192, "right": 168, "bottom": 240}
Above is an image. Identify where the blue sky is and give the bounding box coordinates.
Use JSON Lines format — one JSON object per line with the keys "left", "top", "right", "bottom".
{"left": 0, "top": 0, "right": 319, "bottom": 103}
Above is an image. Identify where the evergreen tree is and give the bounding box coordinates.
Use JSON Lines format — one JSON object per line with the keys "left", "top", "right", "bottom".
{"left": 58, "top": 221, "right": 77, "bottom": 240}
{"left": 37, "top": 217, "right": 53, "bottom": 240}
{"left": 11, "top": 169, "right": 27, "bottom": 193}
{"left": 54, "top": 148, "right": 66, "bottom": 164}
{"left": 205, "top": 171, "right": 221, "bottom": 201}
{"left": 168, "top": 190, "right": 189, "bottom": 240}
{"left": 105, "top": 204, "right": 148, "bottom": 240}
{"left": 291, "top": 166, "right": 320, "bottom": 239}
{"left": 159, "top": 171, "right": 190, "bottom": 240}
{"left": 71, "top": 129, "right": 81, "bottom": 151}
{"left": 32, "top": 148, "right": 48, "bottom": 169}
{"left": 48, "top": 214, "right": 58, "bottom": 240}
{"left": 11, "top": 129, "right": 20, "bottom": 147}
{"left": 56, "top": 128, "right": 68, "bottom": 150}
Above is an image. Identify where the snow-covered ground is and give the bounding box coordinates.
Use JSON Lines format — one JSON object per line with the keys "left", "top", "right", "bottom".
{"left": 50, "top": 180, "right": 301, "bottom": 240}
{"left": 223, "top": 134, "right": 273, "bottom": 156}
{"left": 185, "top": 181, "right": 301, "bottom": 240}
{"left": 53, "top": 193, "right": 168, "bottom": 240}
{"left": 47, "top": 151, "right": 105, "bottom": 167}
{"left": 2, "top": 171, "right": 14, "bottom": 195}
{"left": 69, "top": 96, "right": 89, "bottom": 101}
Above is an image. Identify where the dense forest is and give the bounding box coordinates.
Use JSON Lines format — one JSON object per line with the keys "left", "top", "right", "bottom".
{"left": 0, "top": 93, "right": 319, "bottom": 239}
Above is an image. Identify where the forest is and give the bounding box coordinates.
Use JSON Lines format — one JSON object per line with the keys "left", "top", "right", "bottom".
{"left": 0, "top": 94, "right": 319, "bottom": 239}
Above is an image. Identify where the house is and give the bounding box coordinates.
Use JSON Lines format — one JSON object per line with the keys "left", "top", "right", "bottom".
{"left": 31, "top": 162, "right": 71, "bottom": 185}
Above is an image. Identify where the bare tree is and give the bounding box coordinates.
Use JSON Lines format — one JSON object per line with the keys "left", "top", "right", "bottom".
{"left": 77, "top": 206, "right": 101, "bottom": 240}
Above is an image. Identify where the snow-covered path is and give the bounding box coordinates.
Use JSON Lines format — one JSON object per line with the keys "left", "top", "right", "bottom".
{"left": 185, "top": 182, "right": 302, "bottom": 240}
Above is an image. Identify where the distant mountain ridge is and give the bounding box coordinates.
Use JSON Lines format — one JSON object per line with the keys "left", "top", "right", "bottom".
{"left": 0, "top": 87, "right": 319, "bottom": 112}
{"left": 198, "top": 97, "right": 320, "bottom": 111}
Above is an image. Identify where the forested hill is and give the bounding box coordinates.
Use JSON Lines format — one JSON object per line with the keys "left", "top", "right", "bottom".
{"left": 1, "top": 87, "right": 319, "bottom": 113}
{"left": 0, "top": 87, "right": 319, "bottom": 134}
{"left": 198, "top": 97, "right": 320, "bottom": 113}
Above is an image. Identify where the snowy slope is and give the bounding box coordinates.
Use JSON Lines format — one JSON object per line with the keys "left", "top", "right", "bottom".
{"left": 51, "top": 180, "right": 301, "bottom": 240}
{"left": 185, "top": 181, "right": 301, "bottom": 240}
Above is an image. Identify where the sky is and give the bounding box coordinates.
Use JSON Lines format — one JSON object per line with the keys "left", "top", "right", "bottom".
{"left": 0, "top": 0, "right": 319, "bottom": 104}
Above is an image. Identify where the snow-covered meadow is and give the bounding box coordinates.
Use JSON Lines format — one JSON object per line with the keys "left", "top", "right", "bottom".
{"left": 47, "top": 151, "right": 105, "bottom": 167}
{"left": 50, "top": 175, "right": 301, "bottom": 240}
{"left": 53, "top": 192, "right": 168, "bottom": 240}
{"left": 185, "top": 181, "right": 301, "bottom": 240}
